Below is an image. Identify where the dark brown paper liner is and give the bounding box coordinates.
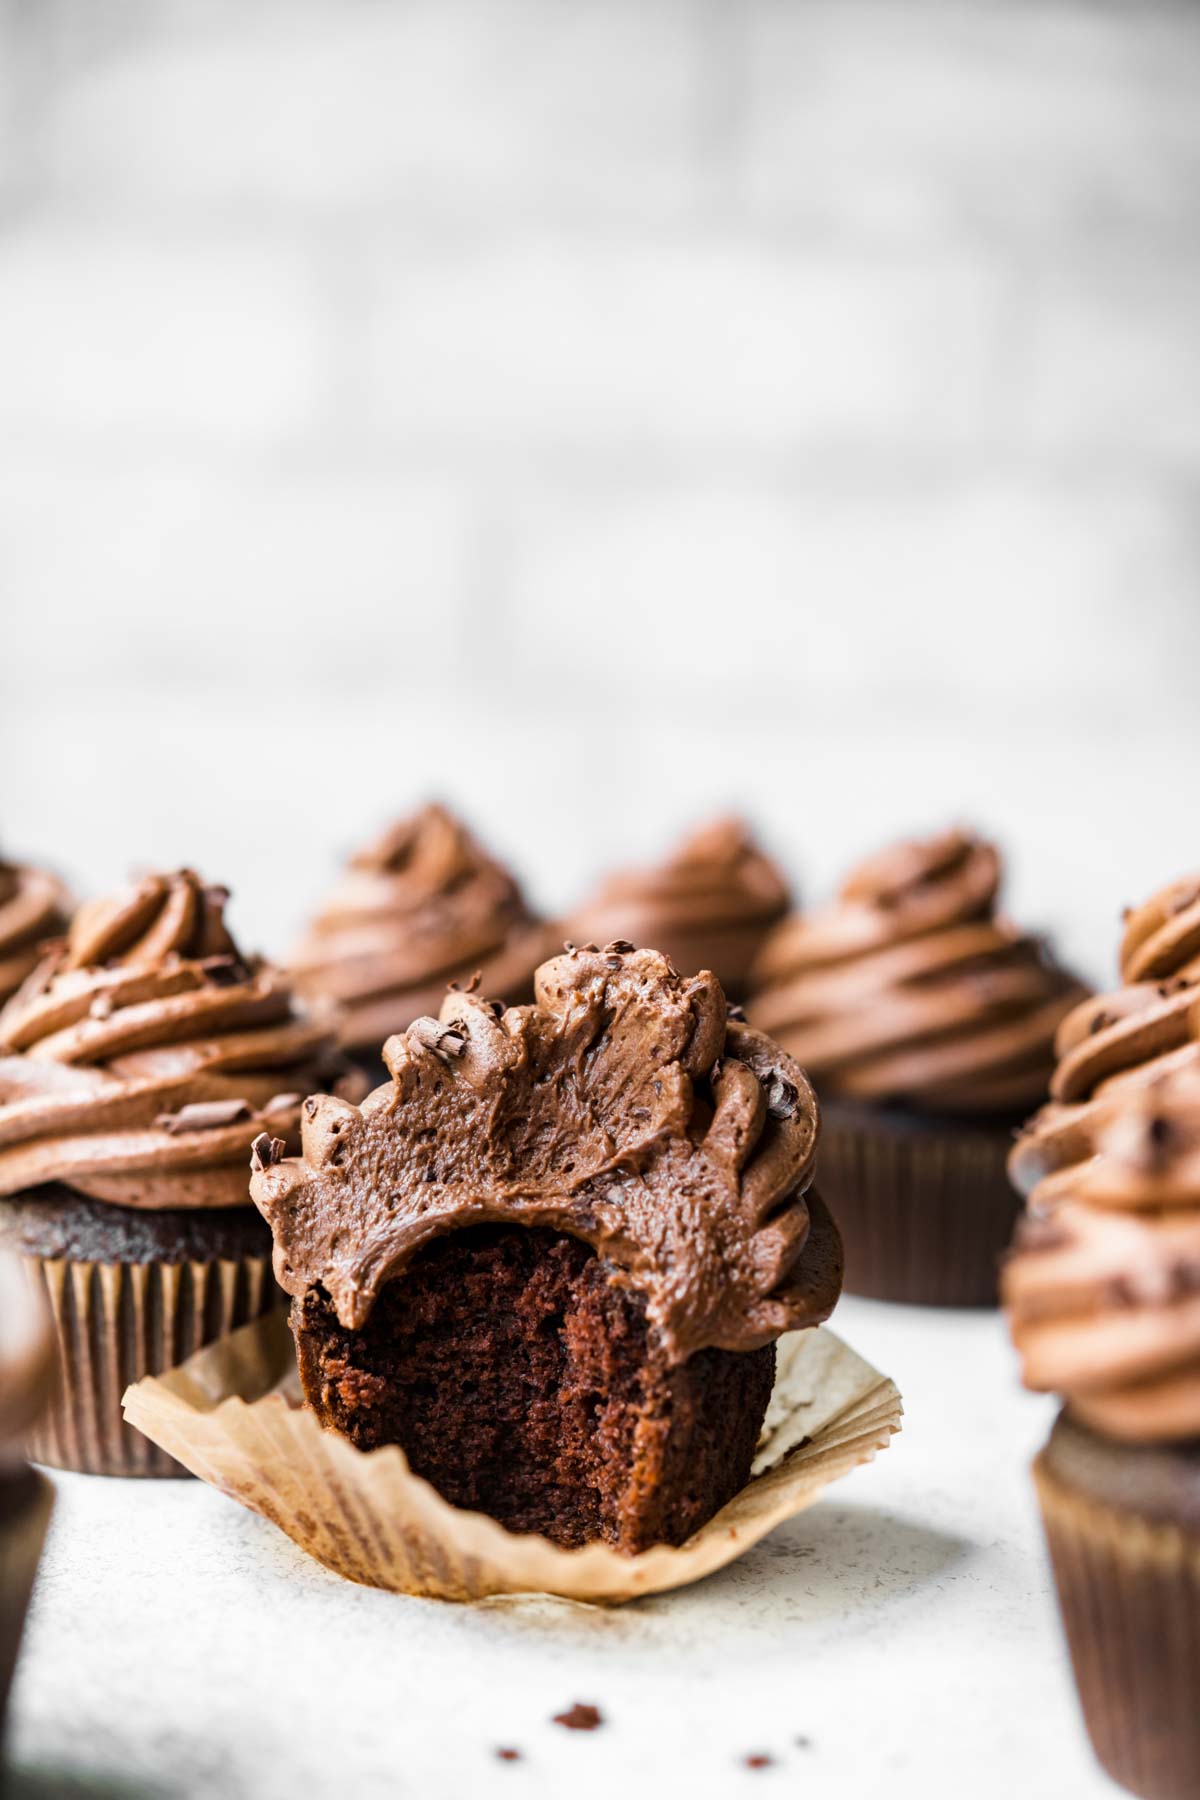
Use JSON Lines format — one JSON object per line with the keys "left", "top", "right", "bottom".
{"left": 124, "top": 1317, "right": 902, "bottom": 1603}
{"left": 22, "top": 1254, "right": 277, "bottom": 1477}
{"left": 1035, "top": 1452, "right": 1200, "bottom": 1800}
{"left": 0, "top": 1470, "right": 53, "bottom": 1736}
{"left": 817, "top": 1100, "right": 1020, "bottom": 1305}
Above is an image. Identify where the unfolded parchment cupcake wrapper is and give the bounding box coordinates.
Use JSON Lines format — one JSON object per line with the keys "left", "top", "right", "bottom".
{"left": 0, "top": 1470, "right": 53, "bottom": 1734}
{"left": 818, "top": 1106, "right": 1021, "bottom": 1306}
{"left": 123, "top": 1314, "right": 902, "bottom": 1603}
{"left": 24, "top": 1254, "right": 278, "bottom": 1477}
{"left": 1035, "top": 1453, "right": 1200, "bottom": 1800}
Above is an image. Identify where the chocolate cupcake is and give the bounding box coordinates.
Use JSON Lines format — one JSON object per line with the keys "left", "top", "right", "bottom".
{"left": 251, "top": 944, "right": 843, "bottom": 1552}
{"left": 0, "top": 1254, "right": 54, "bottom": 1740}
{"left": 1005, "top": 1064, "right": 1200, "bottom": 1800}
{"left": 565, "top": 816, "right": 790, "bottom": 1001}
{"left": 0, "top": 869, "right": 348, "bottom": 1476}
{"left": 0, "top": 852, "right": 69, "bottom": 1010}
{"left": 291, "top": 804, "right": 554, "bottom": 1081}
{"left": 749, "top": 828, "right": 1084, "bottom": 1304}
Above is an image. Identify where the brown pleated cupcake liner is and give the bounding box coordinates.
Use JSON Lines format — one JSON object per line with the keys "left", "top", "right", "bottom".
{"left": 817, "top": 1101, "right": 1021, "bottom": 1305}
{"left": 22, "top": 1253, "right": 278, "bottom": 1477}
{"left": 124, "top": 1314, "right": 902, "bottom": 1603}
{"left": 0, "top": 1469, "right": 53, "bottom": 1736}
{"left": 1035, "top": 1452, "right": 1200, "bottom": 1800}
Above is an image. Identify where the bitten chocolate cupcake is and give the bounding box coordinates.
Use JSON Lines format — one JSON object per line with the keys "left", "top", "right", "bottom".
{"left": 749, "top": 828, "right": 1084, "bottom": 1304}
{"left": 0, "top": 869, "right": 348, "bottom": 1476}
{"left": 0, "top": 1255, "right": 54, "bottom": 1742}
{"left": 251, "top": 944, "right": 843, "bottom": 1552}
{"left": 291, "top": 804, "right": 554, "bottom": 1081}
{"left": 1005, "top": 1063, "right": 1200, "bottom": 1800}
{"left": 564, "top": 816, "right": 790, "bottom": 1001}
{"left": 0, "top": 851, "right": 69, "bottom": 1010}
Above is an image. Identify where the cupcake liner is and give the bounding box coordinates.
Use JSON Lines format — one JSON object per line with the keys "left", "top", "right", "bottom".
{"left": 818, "top": 1100, "right": 1021, "bottom": 1305}
{"left": 123, "top": 1315, "right": 902, "bottom": 1603}
{"left": 0, "top": 1469, "right": 53, "bottom": 1736}
{"left": 1035, "top": 1451, "right": 1200, "bottom": 1800}
{"left": 23, "top": 1252, "right": 277, "bottom": 1477}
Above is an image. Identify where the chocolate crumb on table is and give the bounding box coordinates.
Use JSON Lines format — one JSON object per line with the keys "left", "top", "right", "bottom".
{"left": 553, "top": 1703, "right": 603, "bottom": 1731}
{"left": 743, "top": 1753, "right": 774, "bottom": 1769}
{"left": 494, "top": 1748, "right": 522, "bottom": 1762}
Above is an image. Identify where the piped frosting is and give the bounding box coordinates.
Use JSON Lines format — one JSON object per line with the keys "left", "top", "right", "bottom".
{"left": 749, "top": 828, "right": 1084, "bottom": 1114}
{"left": 0, "top": 869, "right": 347, "bottom": 1208}
{"left": 291, "top": 805, "right": 554, "bottom": 1056}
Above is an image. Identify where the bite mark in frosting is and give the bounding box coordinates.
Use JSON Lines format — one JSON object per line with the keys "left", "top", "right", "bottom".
{"left": 251, "top": 945, "right": 842, "bottom": 1362}
{"left": 291, "top": 804, "right": 554, "bottom": 1056}
{"left": 0, "top": 869, "right": 346, "bottom": 1209}
{"left": 748, "top": 828, "right": 1083, "bottom": 1114}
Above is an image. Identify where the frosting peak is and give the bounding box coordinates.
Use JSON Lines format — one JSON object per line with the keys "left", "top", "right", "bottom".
{"left": 0, "top": 853, "right": 70, "bottom": 1010}
{"left": 0, "top": 869, "right": 347, "bottom": 1209}
{"left": 564, "top": 816, "right": 790, "bottom": 999}
{"left": 749, "top": 828, "right": 1083, "bottom": 1114}
{"left": 252, "top": 944, "right": 842, "bottom": 1361}
{"left": 292, "top": 804, "right": 553, "bottom": 1056}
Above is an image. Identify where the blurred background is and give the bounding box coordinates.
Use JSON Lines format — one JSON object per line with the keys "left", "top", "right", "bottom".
{"left": 0, "top": 0, "right": 1197, "bottom": 982}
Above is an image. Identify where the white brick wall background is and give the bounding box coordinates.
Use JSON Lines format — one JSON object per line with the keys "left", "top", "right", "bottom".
{"left": 1, "top": 0, "right": 1198, "bottom": 985}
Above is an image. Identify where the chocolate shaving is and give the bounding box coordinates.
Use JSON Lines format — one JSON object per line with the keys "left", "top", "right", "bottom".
{"left": 604, "top": 939, "right": 637, "bottom": 955}
{"left": 155, "top": 1099, "right": 253, "bottom": 1135}
{"left": 411, "top": 1017, "right": 468, "bottom": 1061}
{"left": 265, "top": 1092, "right": 302, "bottom": 1114}
{"left": 250, "top": 1132, "right": 286, "bottom": 1173}
{"left": 763, "top": 1070, "right": 798, "bottom": 1120}
{"left": 200, "top": 954, "right": 250, "bottom": 987}
{"left": 726, "top": 1002, "right": 747, "bottom": 1022}
{"left": 553, "top": 1704, "right": 603, "bottom": 1732}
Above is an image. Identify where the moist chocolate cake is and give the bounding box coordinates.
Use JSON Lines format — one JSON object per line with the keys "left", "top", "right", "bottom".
{"left": 252, "top": 944, "right": 843, "bottom": 1552}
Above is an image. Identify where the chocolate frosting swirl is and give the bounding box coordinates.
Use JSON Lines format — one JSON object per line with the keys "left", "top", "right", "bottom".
{"left": 291, "top": 805, "right": 555, "bottom": 1056}
{"left": 1010, "top": 874, "right": 1200, "bottom": 1202}
{"left": 1004, "top": 1070, "right": 1200, "bottom": 1443}
{"left": 0, "top": 869, "right": 346, "bottom": 1209}
{"left": 0, "top": 854, "right": 70, "bottom": 1009}
{"left": 565, "top": 817, "right": 790, "bottom": 999}
{"left": 252, "top": 944, "right": 842, "bottom": 1362}
{"left": 748, "top": 828, "right": 1084, "bottom": 1115}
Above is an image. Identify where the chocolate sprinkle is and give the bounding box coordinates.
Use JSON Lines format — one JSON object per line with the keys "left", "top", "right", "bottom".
{"left": 763, "top": 1070, "right": 798, "bottom": 1120}
{"left": 155, "top": 1099, "right": 253, "bottom": 1135}
{"left": 552, "top": 1703, "right": 603, "bottom": 1732}
{"left": 200, "top": 954, "right": 250, "bottom": 987}
{"left": 249, "top": 1132, "right": 286, "bottom": 1173}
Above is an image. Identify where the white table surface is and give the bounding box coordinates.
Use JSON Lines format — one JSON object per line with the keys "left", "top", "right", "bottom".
{"left": 6, "top": 1297, "right": 1115, "bottom": 1800}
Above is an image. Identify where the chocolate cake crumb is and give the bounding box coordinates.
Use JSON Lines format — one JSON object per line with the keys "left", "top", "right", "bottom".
{"left": 495, "top": 1748, "right": 522, "bottom": 1762}
{"left": 553, "top": 1703, "right": 603, "bottom": 1732}
{"left": 296, "top": 1227, "right": 774, "bottom": 1552}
